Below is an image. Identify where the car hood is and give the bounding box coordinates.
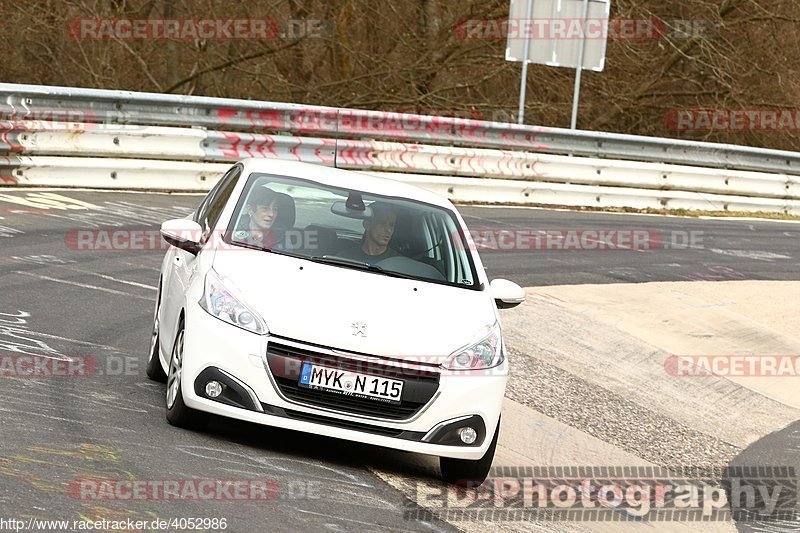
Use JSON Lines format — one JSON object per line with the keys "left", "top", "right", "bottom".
{"left": 212, "top": 250, "right": 495, "bottom": 359}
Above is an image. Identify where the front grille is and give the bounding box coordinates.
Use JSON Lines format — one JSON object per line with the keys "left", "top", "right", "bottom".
{"left": 265, "top": 340, "right": 440, "bottom": 421}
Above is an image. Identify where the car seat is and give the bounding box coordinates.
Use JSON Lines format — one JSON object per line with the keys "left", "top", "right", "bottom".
{"left": 387, "top": 208, "right": 416, "bottom": 255}
{"left": 273, "top": 192, "right": 296, "bottom": 229}
{"left": 304, "top": 225, "right": 341, "bottom": 255}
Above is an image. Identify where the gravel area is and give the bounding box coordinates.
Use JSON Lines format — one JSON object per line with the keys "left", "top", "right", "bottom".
{"left": 505, "top": 347, "right": 742, "bottom": 470}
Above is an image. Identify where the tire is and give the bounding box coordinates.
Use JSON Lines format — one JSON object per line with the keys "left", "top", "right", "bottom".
{"left": 145, "top": 283, "right": 167, "bottom": 382}
{"left": 440, "top": 418, "right": 500, "bottom": 487}
{"left": 165, "top": 322, "right": 207, "bottom": 429}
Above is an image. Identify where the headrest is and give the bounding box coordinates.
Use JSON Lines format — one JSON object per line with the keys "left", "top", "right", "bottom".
{"left": 273, "top": 191, "right": 295, "bottom": 228}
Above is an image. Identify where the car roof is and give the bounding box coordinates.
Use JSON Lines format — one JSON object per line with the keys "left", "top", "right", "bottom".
{"left": 237, "top": 158, "right": 453, "bottom": 209}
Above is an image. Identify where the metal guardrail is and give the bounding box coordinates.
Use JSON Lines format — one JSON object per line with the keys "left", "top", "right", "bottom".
{"left": 4, "top": 83, "right": 800, "bottom": 175}
{"left": 3, "top": 122, "right": 797, "bottom": 198}
{"left": 1, "top": 83, "right": 799, "bottom": 214}
{"left": 2, "top": 155, "right": 792, "bottom": 214}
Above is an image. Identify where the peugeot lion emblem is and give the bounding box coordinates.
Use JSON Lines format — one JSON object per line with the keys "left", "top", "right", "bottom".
{"left": 351, "top": 321, "right": 367, "bottom": 337}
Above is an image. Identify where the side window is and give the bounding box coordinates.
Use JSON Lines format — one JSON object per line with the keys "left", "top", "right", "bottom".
{"left": 194, "top": 178, "right": 223, "bottom": 225}
{"left": 197, "top": 165, "right": 242, "bottom": 237}
{"left": 442, "top": 215, "right": 474, "bottom": 286}
{"left": 421, "top": 217, "right": 434, "bottom": 260}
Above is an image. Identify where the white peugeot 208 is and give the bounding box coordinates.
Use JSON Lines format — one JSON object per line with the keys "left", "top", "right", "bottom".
{"left": 147, "top": 158, "right": 525, "bottom": 485}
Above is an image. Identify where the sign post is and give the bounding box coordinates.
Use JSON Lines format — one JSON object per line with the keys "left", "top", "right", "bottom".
{"left": 506, "top": 0, "right": 610, "bottom": 128}
{"left": 570, "top": 0, "right": 591, "bottom": 129}
{"left": 516, "top": 0, "right": 535, "bottom": 124}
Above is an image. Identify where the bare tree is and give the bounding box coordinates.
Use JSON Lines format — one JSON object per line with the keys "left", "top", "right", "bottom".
{"left": 0, "top": 0, "right": 798, "bottom": 149}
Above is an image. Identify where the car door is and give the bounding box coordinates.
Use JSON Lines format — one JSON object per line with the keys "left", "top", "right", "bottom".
{"left": 160, "top": 165, "right": 242, "bottom": 353}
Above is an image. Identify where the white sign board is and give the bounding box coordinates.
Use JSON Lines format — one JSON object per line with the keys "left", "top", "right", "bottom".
{"left": 506, "top": 0, "right": 610, "bottom": 72}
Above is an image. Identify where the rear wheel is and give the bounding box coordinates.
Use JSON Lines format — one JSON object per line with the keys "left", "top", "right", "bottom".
{"left": 145, "top": 284, "right": 167, "bottom": 382}
{"left": 165, "top": 323, "right": 207, "bottom": 429}
{"left": 440, "top": 418, "right": 500, "bottom": 487}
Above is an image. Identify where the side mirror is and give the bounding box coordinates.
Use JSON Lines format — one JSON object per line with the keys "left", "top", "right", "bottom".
{"left": 490, "top": 279, "right": 525, "bottom": 309}
{"left": 160, "top": 219, "right": 203, "bottom": 255}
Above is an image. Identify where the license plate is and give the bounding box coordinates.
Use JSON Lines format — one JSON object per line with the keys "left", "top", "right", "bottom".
{"left": 298, "top": 363, "right": 404, "bottom": 404}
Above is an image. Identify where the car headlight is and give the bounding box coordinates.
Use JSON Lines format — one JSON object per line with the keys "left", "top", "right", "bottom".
{"left": 444, "top": 324, "right": 503, "bottom": 370}
{"left": 199, "top": 269, "right": 267, "bottom": 334}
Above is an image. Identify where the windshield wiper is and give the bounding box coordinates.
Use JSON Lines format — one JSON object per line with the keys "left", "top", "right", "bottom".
{"left": 229, "top": 239, "right": 307, "bottom": 259}
{"left": 264, "top": 248, "right": 309, "bottom": 260}
{"left": 309, "top": 256, "right": 420, "bottom": 280}
{"left": 229, "top": 240, "right": 263, "bottom": 251}
{"left": 226, "top": 244, "right": 421, "bottom": 281}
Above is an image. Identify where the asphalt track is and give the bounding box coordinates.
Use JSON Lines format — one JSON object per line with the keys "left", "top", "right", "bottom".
{"left": 0, "top": 189, "right": 797, "bottom": 532}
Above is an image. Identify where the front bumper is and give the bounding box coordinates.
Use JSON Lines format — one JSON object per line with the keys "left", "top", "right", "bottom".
{"left": 180, "top": 303, "right": 507, "bottom": 460}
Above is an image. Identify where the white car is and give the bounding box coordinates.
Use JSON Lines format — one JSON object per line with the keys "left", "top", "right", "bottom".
{"left": 147, "top": 158, "right": 525, "bottom": 485}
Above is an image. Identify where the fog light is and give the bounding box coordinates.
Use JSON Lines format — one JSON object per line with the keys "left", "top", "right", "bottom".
{"left": 205, "top": 380, "right": 223, "bottom": 398}
{"left": 459, "top": 427, "right": 477, "bottom": 445}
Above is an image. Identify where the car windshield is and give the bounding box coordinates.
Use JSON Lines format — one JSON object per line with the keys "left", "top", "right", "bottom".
{"left": 225, "top": 173, "right": 479, "bottom": 289}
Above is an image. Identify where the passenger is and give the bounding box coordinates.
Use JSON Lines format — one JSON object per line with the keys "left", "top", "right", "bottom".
{"left": 237, "top": 187, "right": 286, "bottom": 249}
{"left": 337, "top": 202, "right": 399, "bottom": 264}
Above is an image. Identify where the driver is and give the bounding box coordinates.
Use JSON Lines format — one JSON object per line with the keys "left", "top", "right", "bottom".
{"left": 337, "top": 202, "right": 399, "bottom": 264}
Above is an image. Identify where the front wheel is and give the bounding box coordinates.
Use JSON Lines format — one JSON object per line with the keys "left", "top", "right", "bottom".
{"left": 440, "top": 418, "right": 500, "bottom": 487}
{"left": 165, "top": 323, "right": 207, "bottom": 429}
{"left": 145, "top": 284, "right": 167, "bottom": 382}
